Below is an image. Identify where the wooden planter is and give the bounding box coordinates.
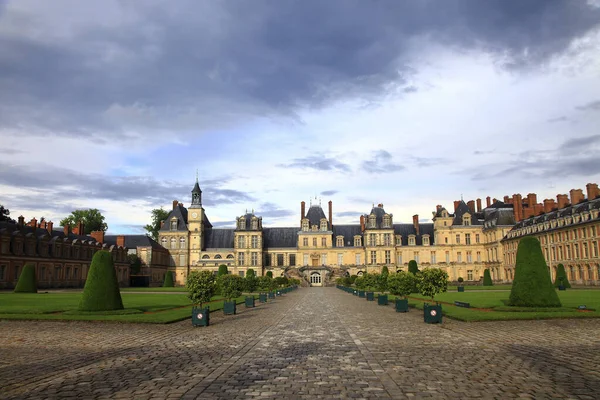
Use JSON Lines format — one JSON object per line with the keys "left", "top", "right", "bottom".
{"left": 395, "top": 298, "right": 409, "bottom": 312}
{"left": 377, "top": 294, "right": 388, "bottom": 305}
{"left": 458, "top": 286, "right": 465, "bottom": 292}
{"left": 223, "top": 301, "right": 237, "bottom": 315}
{"left": 366, "top": 292, "right": 375, "bottom": 301}
{"left": 245, "top": 296, "right": 255, "bottom": 308}
{"left": 259, "top": 293, "right": 268, "bottom": 302}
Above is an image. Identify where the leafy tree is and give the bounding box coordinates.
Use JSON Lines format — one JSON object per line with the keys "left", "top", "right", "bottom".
{"left": 127, "top": 254, "right": 142, "bottom": 275}
{"left": 408, "top": 260, "right": 419, "bottom": 275}
{"left": 186, "top": 270, "right": 216, "bottom": 307}
{"left": 349, "top": 275, "right": 357, "bottom": 285}
{"left": 509, "top": 237, "right": 561, "bottom": 307}
{"left": 246, "top": 268, "right": 256, "bottom": 278}
{"left": 381, "top": 266, "right": 389, "bottom": 277}
{"left": 217, "top": 264, "right": 228, "bottom": 276}
{"left": 354, "top": 275, "right": 366, "bottom": 289}
{"left": 483, "top": 269, "right": 493, "bottom": 286}
{"left": 14, "top": 264, "right": 37, "bottom": 293}
{"left": 274, "top": 276, "right": 289, "bottom": 287}
{"left": 0, "top": 204, "right": 16, "bottom": 223}
{"left": 289, "top": 278, "right": 301, "bottom": 286}
{"left": 60, "top": 209, "right": 107, "bottom": 234}
{"left": 387, "top": 272, "right": 416, "bottom": 299}
{"left": 220, "top": 274, "right": 243, "bottom": 301}
{"left": 554, "top": 264, "right": 571, "bottom": 288}
{"left": 457, "top": 277, "right": 464, "bottom": 285}
{"left": 163, "top": 271, "right": 174, "bottom": 287}
{"left": 257, "top": 276, "right": 274, "bottom": 291}
{"left": 266, "top": 271, "right": 273, "bottom": 278}
{"left": 376, "top": 273, "right": 388, "bottom": 292}
{"left": 79, "top": 250, "right": 124, "bottom": 311}
{"left": 144, "top": 207, "right": 170, "bottom": 240}
{"left": 416, "top": 268, "right": 449, "bottom": 301}
{"left": 244, "top": 273, "right": 258, "bottom": 292}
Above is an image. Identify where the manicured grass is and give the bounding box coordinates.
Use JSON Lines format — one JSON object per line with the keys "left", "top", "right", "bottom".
{"left": 120, "top": 287, "right": 189, "bottom": 292}
{"left": 0, "top": 293, "right": 259, "bottom": 323}
{"left": 447, "top": 285, "right": 512, "bottom": 291}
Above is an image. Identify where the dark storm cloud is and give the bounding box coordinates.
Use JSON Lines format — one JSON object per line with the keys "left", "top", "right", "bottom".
{"left": 362, "top": 150, "right": 405, "bottom": 173}
{"left": 278, "top": 156, "right": 351, "bottom": 173}
{"left": 1, "top": 0, "right": 598, "bottom": 138}
{"left": 0, "top": 162, "right": 253, "bottom": 208}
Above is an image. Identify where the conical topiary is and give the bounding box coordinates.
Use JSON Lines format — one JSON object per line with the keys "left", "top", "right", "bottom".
{"left": 554, "top": 263, "right": 571, "bottom": 288}
{"left": 79, "top": 250, "right": 124, "bottom": 311}
{"left": 483, "top": 269, "right": 493, "bottom": 286}
{"left": 509, "top": 237, "right": 561, "bottom": 307}
{"left": 14, "top": 264, "right": 37, "bottom": 293}
{"left": 408, "top": 260, "right": 419, "bottom": 275}
{"left": 163, "top": 271, "right": 174, "bottom": 287}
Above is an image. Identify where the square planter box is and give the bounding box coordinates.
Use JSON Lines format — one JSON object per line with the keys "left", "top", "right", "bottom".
{"left": 223, "top": 301, "right": 237, "bottom": 315}
{"left": 366, "top": 292, "right": 375, "bottom": 301}
{"left": 259, "top": 293, "right": 267, "bottom": 303}
{"left": 358, "top": 290, "right": 365, "bottom": 298}
{"left": 395, "top": 298, "right": 409, "bottom": 312}
{"left": 423, "top": 303, "right": 442, "bottom": 324}
{"left": 458, "top": 286, "right": 465, "bottom": 292}
{"left": 192, "top": 306, "right": 210, "bottom": 327}
{"left": 268, "top": 292, "right": 275, "bottom": 299}
{"left": 245, "top": 296, "right": 255, "bottom": 308}
{"left": 377, "top": 294, "right": 388, "bottom": 306}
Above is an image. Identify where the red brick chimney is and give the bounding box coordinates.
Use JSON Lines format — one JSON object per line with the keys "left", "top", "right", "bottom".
{"left": 586, "top": 183, "right": 599, "bottom": 200}
{"left": 47, "top": 221, "right": 53, "bottom": 234}
{"left": 172, "top": 199, "right": 178, "bottom": 210}
{"left": 467, "top": 200, "right": 475, "bottom": 213}
{"left": 486, "top": 196, "right": 491, "bottom": 207}
{"left": 116, "top": 235, "right": 125, "bottom": 247}
{"left": 64, "top": 224, "right": 71, "bottom": 236}
{"left": 360, "top": 215, "right": 365, "bottom": 232}
{"left": 512, "top": 194, "right": 523, "bottom": 222}
{"left": 503, "top": 195, "right": 510, "bottom": 203}
{"left": 543, "top": 199, "right": 557, "bottom": 214}
{"left": 533, "top": 203, "right": 544, "bottom": 216}
{"left": 476, "top": 198, "right": 482, "bottom": 212}
{"left": 527, "top": 193, "right": 537, "bottom": 207}
{"left": 328, "top": 200, "right": 333, "bottom": 228}
{"left": 90, "top": 230, "right": 104, "bottom": 244}
{"left": 522, "top": 208, "right": 534, "bottom": 219}
{"left": 39, "top": 218, "right": 46, "bottom": 229}
{"left": 569, "top": 189, "right": 584, "bottom": 205}
{"left": 557, "top": 194, "right": 569, "bottom": 209}
{"left": 413, "top": 215, "right": 420, "bottom": 236}
{"left": 453, "top": 200, "right": 460, "bottom": 212}
{"left": 301, "top": 201, "right": 306, "bottom": 220}
{"left": 28, "top": 218, "right": 37, "bottom": 228}
{"left": 17, "top": 216, "right": 24, "bottom": 227}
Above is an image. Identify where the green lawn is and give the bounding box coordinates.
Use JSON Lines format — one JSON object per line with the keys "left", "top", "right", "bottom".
{"left": 447, "top": 285, "right": 512, "bottom": 291}
{"left": 120, "top": 287, "right": 189, "bottom": 292}
{"left": 0, "top": 292, "right": 259, "bottom": 324}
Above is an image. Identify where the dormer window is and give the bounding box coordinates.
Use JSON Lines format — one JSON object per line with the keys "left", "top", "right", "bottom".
{"left": 336, "top": 236, "right": 344, "bottom": 247}
{"left": 408, "top": 235, "right": 416, "bottom": 246}
{"left": 423, "top": 235, "right": 430, "bottom": 246}
{"left": 463, "top": 215, "right": 471, "bottom": 226}
{"left": 396, "top": 235, "right": 402, "bottom": 246}
{"left": 238, "top": 219, "right": 246, "bottom": 230}
{"left": 368, "top": 215, "right": 376, "bottom": 228}
{"left": 354, "top": 236, "right": 362, "bottom": 247}
{"left": 302, "top": 220, "right": 309, "bottom": 232}
{"left": 383, "top": 215, "right": 391, "bottom": 228}
{"left": 251, "top": 218, "right": 258, "bottom": 230}
{"left": 320, "top": 219, "right": 328, "bottom": 231}
{"left": 442, "top": 211, "right": 448, "bottom": 217}
{"left": 170, "top": 219, "right": 178, "bottom": 231}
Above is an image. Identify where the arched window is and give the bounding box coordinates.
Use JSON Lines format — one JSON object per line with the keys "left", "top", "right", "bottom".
{"left": 368, "top": 215, "right": 376, "bottom": 228}
{"left": 170, "top": 238, "right": 176, "bottom": 249}
{"left": 251, "top": 218, "right": 258, "bottom": 230}
{"left": 215, "top": 254, "right": 222, "bottom": 259}
{"left": 202, "top": 254, "right": 210, "bottom": 259}
{"left": 226, "top": 254, "right": 234, "bottom": 259}
{"left": 179, "top": 237, "right": 186, "bottom": 249}
{"left": 302, "top": 220, "right": 309, "bottom": 231}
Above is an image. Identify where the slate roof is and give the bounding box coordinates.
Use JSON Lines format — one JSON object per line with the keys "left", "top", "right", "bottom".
{"left": 305, "top": 205, "right": 328, "bottom": 228}
{"left": 159, "top": 204, "right": 212, "bottom": 232}
{"left": 263, "top": 227, "right": 298, "bottom": 248}
{"left": 364, "top": 205, "right": 388, "bottom": 228}
{"left": 236, "top": 212, "right": 261, "bottom": 231}
{"left": 0, "top": 221, "right": 99, "bottom": 242}
{"left": 332, "top": 225, "right": 363, "bottom": 247}
{"left": 204, "top": 229, "right": 235, "bottom": 249}
{"left": 452, "top": 201, "right": 483, "bottom": 226}
{"left": 104, "top": 235, "right": 162, "bottom": 249}
{"left": 393, "top": 223, "right": 435, "bottom": 245}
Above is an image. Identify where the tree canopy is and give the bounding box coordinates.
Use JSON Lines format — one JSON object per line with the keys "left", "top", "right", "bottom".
{"left": 0, "top": 204, "right": 16, "bottom": 224}
{"left": 60, "top": 209, "right": 107, "bottom": 233}
{"left": 144, "top": 207, "right": 170, "bottom": 240}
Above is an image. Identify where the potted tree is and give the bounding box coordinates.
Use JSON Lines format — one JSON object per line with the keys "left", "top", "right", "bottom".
{"left": 457, "top": 277, "right": 465, "bottom": 292}
{"left": 416, "top": 268, "right": 449, "bottom": 324}
{"left": 221, "top": 274, "right": 243, "bottom": 315}
{"left": 387, "top": 271, "right": 416, "bottom": 312}
{"left": 187, "top": 270, "right": 216, "bottom": 327}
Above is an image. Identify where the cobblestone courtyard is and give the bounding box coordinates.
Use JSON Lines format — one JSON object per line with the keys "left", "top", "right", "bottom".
{"left": 1, "top": 288, "right": 599, "bottom": 399}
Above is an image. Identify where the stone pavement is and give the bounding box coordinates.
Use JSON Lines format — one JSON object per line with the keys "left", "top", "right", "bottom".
{"left": 1, "top": 288, "right": 599, "bottom": 399}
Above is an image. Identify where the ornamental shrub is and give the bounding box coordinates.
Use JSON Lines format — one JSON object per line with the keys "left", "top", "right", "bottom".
{"left": 387, "top": 272, "right": 416, "bottom": 298}
{"left": 266, "top": 271, "right": 273, "bottom": 278}
{"left": 79, "top": 250, "right": 124, "bottom": 311}
{"left": 163, "top": 271, "right": 174, "bottom": 287}
{"left": 408, "top": 260, "right": 419, "bottom": 275}
{"left": 354, "top": 275, "right": 366, "bottom": 289}
{"left": 14, "top": 264, "right": 37, "bottom": 293}
{"left": 509, "top": 237, "right": 561, "bottom": 307}
{"left": 554, "top": 264, "right": 571, "bottom": 288}
{"left": 186, "top": 270, "right": 215, "bottom": 307}
{"left": 274, "top": 276, "right": 289, "bottom": 287}
{"left": 257, "top": 275, "right": 273, "bottom": 291}
{"left": 483, "top": 269, "right": 493, "bottom": 286}
{"left": 217, "top": 264, "right": 228, "bottom": 276}
{"left": 246, "top": 268, "right": 256, "bottom": 278}
{"left": 244, "top": 274, "right": 258, "bottom": 292}
{"left": 220, "top": 274, "right": 243, "bottom": 301}
{"left": 381, "top": 266, "right": 389, "bottom": 277}
{"left": 416, "top": 268, "right": 448, "bottom": 301}
{"left": 457, "top": 277, "right": 464, "bottom": 284}
{"left": 376, "top": 273, "right": 388, "bottom": 292}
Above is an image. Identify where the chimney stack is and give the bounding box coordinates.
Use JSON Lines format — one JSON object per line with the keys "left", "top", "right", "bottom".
{"left": 413, "top": 215, "right": 420, "bottom": 236}
{"left": 47, "top": 221, "right": 54, "bottom": 234}
{"left": 436, "top": 205, "right": 442, "bottom": 212}
{"left": 28, "top": 218, "right": 37, "bottom": 228}
{"left": 512, "top": 194, "right": 523, "bottom": 222}
{"left": 486, "top": 196, "right": 491, "bottom": 207}
{"left": 476, "top": 198, "right": 482, "bottom": 212}
{"left": 543, "top": 199, "right": 557, "bottom": 214}
{"left": 557, "top": 194, "right": 569, "bottom": 209}
{"left": 569, "top": 189, "right": 585, "bottom": 205}
{"left": 467, "top": 200, "right": 475, "bottom": 213}
{"left": 586, "top": 183, "right": 599, "bottom": 200}
{"left": 90, "top": 230, "right": 105, "bottom": 244}
{"left": 527, "top": 193, "right": 537, "bottom": 207}
{"left": 453, "top": 200, "right": 460, "bottom": 212}
{"left": 493, "top": 198, "right": 498, "bottom": 204}
{"left": 503, "top": 195, "right": 510, "bottom": 203}
{"left": 64, "top": 224, "right": 71, "bottom": 236}
{"left": 116, "top": 235, "right": 125, "bottom": 248}
{"left": 328, "top": 200, "right": 333, "bottom": 228}
{"left": 17, "top": 216, "right": 24, "bottom": 227}
{"left": 301, "top": 201, "right": 306, "bottom": 224}
{"left": 360, "top": 215, "right": 365, "bottom": 232}
{"left": 172, "top": 200, "right": 178, "bottom": 210}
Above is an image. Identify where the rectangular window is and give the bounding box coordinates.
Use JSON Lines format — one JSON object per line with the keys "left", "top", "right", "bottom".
{"left": 303, "top": 254, "right": 309, "bottom": 266}
{"left": 445, "top": 237, "right": 448, "bottom": 244}
{"left": 573, "top": 229, "right": 578, "bottom": 240}
{"left": 74, "top": 267, "right": 78, "bottom": 279}
{"left": 303, "top": 237, "right": 308, "bottom": 246}
{"left": 290, "top": 254, "right": 296, "bottom": 266}
{"left": 251, "top": 236, "right": 258, "bottom": 248}
{"left": 457, "top": 252, "right": 462, "bottom": 263}
{"left": 179, "top": 254, "right": 185, "bottom": 267}
{"left": 14, "top": 266, "right": 20, "bottom": 280}
{"left": 431, "top": 251, "right": 436, "bottom": 264}
{"left": 370, "top": 251, "right": 377, "bottom": 265}
{"left": 356, "top": 253, "right": 361, "bottom": 265}
{"left": 591, "top": 226, "right": 596, "bottom": 237}
{"left": 239, "top": 270, "right": 245, "bottom": 277}
{"left": 475, "top": 234, "right": 480, "bottom": 244}
{"left": 277, "top": 254, "right": 284, "bottom": 266}
{"left": 0, "top": 265, "right": 5, "bottom": 280}
{"left": 321, "top": 254, "right": 327, "bottom": 265}
{"left": 338, "top": 253, "right": 343, "bottom": 265}
{"left": 252, "top": 252, "right": 258, "bottom": 266}
{"left": 397, "top": 253, "right": 402, "bottom": 265}
{"left": 414, "top": 252, "right": 419, "bottom": 263}
{"left": 593, "top": 242, "right": 598, "bottom": 258}
{"left": 566, "top": 245, "right": 571, "bottom": 259}
{"left": 445, "top": 251, "right": 450, "bottom": 263}
{"left": 355, "top": 237, "right": 362, "bottom": 247}
{"left": 465, "top": 234, "right": 471, "bottom": 245}
{"left": 552, "top": 247, "right": 556, "bottom": 260}
{"left": 396, "top": 236, "right": 402, "bottom": 246}
{"left": 369, "top": 234, "right": 376, "bottom": 246}
{"left": 476, "top": 251, "right": 481, "bottom": 262}
{"left": 574, "top": 244, "right": 579, "bottom": 259}
{"left": 238, "top": 253, "right": 245, "bottom": 266}
{"left": 383, "top": 234, "right": 391, "bottom": 246}
{"left": 65, "top": 267, "right": 71, "bottom": 280}
{"left": 466, "top": 251, "right": 472, "bottom": 263}
{"left": 321, "top": 237, "right": 327, "bottom": 247}
{"left": 313, "top": 238, "right": 317, "bottom": 247}
{"left": 337, "top": 237, "right": 344, "bottom": 247}
{"left": 456, "top": 234, "right": 460, "bottom": 244}
{"left": 467, "top": 270, "right": 473, "bottom": 281}
{"left": 583, "top": 243, "right": 588, "bottom": 258}
{"left": 385, "top": 250, "right": 391, "bottom": 264}
{"left": 237, "top": 236, "right": 245, "bottom": 249}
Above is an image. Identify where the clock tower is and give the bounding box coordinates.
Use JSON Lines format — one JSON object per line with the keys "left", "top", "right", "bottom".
{"left": 188, "top": 177, "right": 205, "bottom": 264}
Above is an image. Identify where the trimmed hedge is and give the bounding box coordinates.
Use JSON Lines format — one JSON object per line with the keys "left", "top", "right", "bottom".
{"left": 79, "top": 250, "right": 124, "bottom": 311}
{"left": 554, "top": 263, "right": 571, "bottom": 288}
{"left": 163, "top": 271, "right": 174, "bottom": 287}
{"left": 483, "top": 269, "right": 493, "bottom": 286}
{"left": 217, "top": 264, "right": 228, "bottom": 276}
{"left": 14, "top": 264, "right": 37, "bottom": 293}
{"left": 509, "top": 237, "right": 561, "bottom": 308}
{"left": 408, "top": 260, "right": 419, "bottom": 275}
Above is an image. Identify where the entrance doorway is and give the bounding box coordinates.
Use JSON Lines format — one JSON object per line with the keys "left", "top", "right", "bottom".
{"left": 312, "top": 259, "right": 318, "bottom": 267}
{"left": 310, "top": 271, "right": 322, "bottom": 286}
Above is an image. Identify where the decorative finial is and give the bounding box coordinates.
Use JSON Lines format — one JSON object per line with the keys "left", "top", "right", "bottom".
{"left": 252, "top": 208, "right": 254, "bottom": 214}
{"left": 461, "top": 193, "right": 463, "bottom": 201}
{"left": 196, "top": 169, "right": 199, "bottom": 182}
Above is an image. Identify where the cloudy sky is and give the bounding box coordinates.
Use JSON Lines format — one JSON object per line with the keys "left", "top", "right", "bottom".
{"left": 1, "top": 0, "right": 600, "bottom": 233}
